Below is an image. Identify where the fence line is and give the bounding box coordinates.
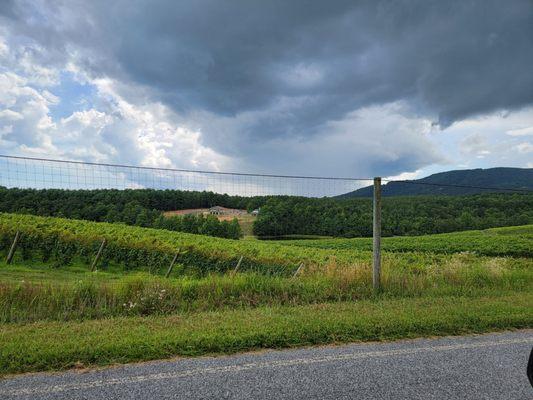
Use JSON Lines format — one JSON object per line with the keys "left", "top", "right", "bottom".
{"left": 0, "top": 154, "right": 372, "bottom": 197}
{"left": 385, "top": 179, "right": 533, "bottom": 194}
{"left": 0, "top": 154, "right": 372, "bottom": 181}
{"left": 1, "top": 154, "right": 530, "bottom": 195}
{"left": 1, "top": 153, "right": 532, "bottom": 294}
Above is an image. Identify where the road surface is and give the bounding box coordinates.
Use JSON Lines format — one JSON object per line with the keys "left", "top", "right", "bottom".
{"left": 1, "top": 330, "right": 532, "bottom": 399}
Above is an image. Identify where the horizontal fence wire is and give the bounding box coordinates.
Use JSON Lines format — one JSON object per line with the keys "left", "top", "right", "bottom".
{"left": 0, "top": 154, "right": 530, "bottom": 196}
{"left": 0, "top": 153, "right": 531, "bottom": 307}
{"left": 0, "top": 155, "right": 373, "bottom": 197}
{"left": 383, "top": 179, "right": 533, "bottom": 194}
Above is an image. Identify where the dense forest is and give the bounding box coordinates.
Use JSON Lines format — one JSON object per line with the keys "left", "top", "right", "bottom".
{"left": 0, "top": 187, "right": 250, "bottom": 239}
{"left": 1, "top": 187, "right": 532, "bottom": 239}
{"left": 253, "top": 194, "right": 533, "bottom": 237}
{"left": 0, "top": 187, "right": 266, "bottom": 214}
{"left": 153, "top": 214, "right": 242, "bottom": 239}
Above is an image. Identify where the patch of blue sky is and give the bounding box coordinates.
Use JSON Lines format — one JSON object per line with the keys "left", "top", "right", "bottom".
{"left": 48, "top": 71, "right": 96, "bottom": 120}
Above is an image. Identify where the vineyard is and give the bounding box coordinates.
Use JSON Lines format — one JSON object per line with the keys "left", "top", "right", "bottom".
{"left": 280, "top": 225, "right": 533, "bottom": 257}
{"left": 1, "top": 213, "right": 532, "bottom": 276}
{"left": 0, "top": 212, "right": 532, "bottom": 374}
{"left": 0, "top": 212, "right": 359, "bottom": 275}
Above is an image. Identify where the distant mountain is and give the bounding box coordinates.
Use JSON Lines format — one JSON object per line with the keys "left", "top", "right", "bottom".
{"left": 338, "top": 167, "right": 533, "bottom": 198}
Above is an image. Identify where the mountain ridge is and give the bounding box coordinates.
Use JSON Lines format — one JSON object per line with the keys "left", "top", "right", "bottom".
{"left": 338, "top": 167, "right": 533, "bottom": 198}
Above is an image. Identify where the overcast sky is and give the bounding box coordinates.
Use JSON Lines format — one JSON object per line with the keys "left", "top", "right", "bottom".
{"left": 1, "top": 0, "right": 532, "bottom": 182}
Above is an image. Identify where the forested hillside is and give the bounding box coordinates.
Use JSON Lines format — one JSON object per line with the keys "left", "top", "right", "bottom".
{"left": 2, "top": 186, "right": 532, "bottom": 239}
{"left": 0, "top": 187, "right": 250, "bottom": 239}
{"left": 341, "top": 167, "right": 533, "bottom": 197}
{"left": 253, "top": 194, "right": 533, "bottom": 237}
{"left": 0, "top": 187, "right": 265, "bottom": 216}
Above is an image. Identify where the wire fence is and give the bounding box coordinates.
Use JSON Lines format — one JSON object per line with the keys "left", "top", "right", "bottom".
{"left": 0, "top": 153, "right": 531, "bottom": 311}
{"left": 1, "top": 154, "right": 531, "bottom": 196}
{"left": 0, "top": 154, "right": 373, "bottom": 197}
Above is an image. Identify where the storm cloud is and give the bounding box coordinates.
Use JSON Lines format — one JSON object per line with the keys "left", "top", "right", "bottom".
{"left": 1, "top": 0, "right": 532, "bottom": 176}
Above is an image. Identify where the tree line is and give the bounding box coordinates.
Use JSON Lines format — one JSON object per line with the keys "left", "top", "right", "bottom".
{"left": 1, "top": 187, "right": 531, "bottom": 239}
{"left": 153, "top": 214, "right": 242, "bottom": 239}
{"left": 0, "top": 187, "right": 247, "bottom": 239}
{"left": 252, "top": 193, "right": 533, "bottom": 237}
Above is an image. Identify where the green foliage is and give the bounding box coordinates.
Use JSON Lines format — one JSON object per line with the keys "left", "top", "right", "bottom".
{"left": 0, "top": 187, "right": 248, "bottom": 239}
{"left": 0, "top": 213, "right": 531, "bottom": 325}
{"left": 0, "top": 213, "right": 328, "bottom": 276}
{"left": 1, "top": 255, "right": 532, "bottom": 323}
{"left": 1, "top": 293, "right": 532, "bottom": 375}
{"left": 253, "top": 193, "right": 533, "bottom": 237}
{"left": 153, "top": 214, "right": 242, "bottom": 239}
{"left": 282, "top": 225, "right": 533, "bottom": 257}
{"left": 0, "top": 213, "right": 532, "bottom": 375}
{"left": 1, "top": 214, "right": 531, "bottom": 281}
{"left": 0, "top": 187, "right": 263, "bottom": 215}
{"left": 2, "top": 187, "right": 531, "bottom": 239}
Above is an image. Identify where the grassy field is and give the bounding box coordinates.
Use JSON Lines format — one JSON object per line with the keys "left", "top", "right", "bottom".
{"left": 0, "top": 212, "right": 531, "bottom": 375}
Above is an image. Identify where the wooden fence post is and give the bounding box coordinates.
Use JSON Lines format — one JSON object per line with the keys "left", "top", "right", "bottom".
{"left": 373, "top": 177, "right": 382, "bottom": 290}
{"left": 292, "top": 262, "right": 304, "bottom": 278}
{"left": 232, "top": 256, "right": 243, "bottom": 275}
{"left": 165, "top": 248, "right": 181, "bottom": 278}
{"left": 91, "top": 238, "right": 107, "bottom": 272}
{"left": 6, "top": 231, "right": 21, "bottom": 265}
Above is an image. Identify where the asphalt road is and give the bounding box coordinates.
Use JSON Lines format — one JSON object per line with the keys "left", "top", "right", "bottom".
{"left": 1, "top": 330, "right": 532, "bottom": 399}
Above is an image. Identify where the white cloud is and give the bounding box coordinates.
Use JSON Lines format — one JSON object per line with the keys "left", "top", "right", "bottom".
{"left": 385, "top": 170, "right": 423, "bottom": 181}
{"left": 507, "top": 126, "right": 533, "bottom": 136}
{"left": 0, "top": 71, "right": 59, "bottom": 153}
{"left": 221, "top": 101, "right": 444, "bottom": 178}
{"left": 0, "top": 36, "right": 8, "bottom": 57}
{"left": 0, "top": 109, "right": 24, "bottom": 121}
{"left": 459, "top": 134, "right": 491, "bottom": 158}
{"left": 515, "top": 142, "right": 533, "bottom": 153}
{"left": 432, "top": 107, "right": 533, "bottom": 169}
{"left": 0, "top": 31, "right": 59, "bottom": 87}
{"left": 0, "top": 30, "right": 230, "bottom": 173}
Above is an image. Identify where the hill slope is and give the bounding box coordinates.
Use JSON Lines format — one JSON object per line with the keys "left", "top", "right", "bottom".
{"left": 339, "top": 167, "right": 533, "bottom": 197}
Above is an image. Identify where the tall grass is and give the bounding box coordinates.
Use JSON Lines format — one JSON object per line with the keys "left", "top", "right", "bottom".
{"left": 3, "top": 293, "right": 533, "bottom": 375}
{"left": 2, "top": 253, "right": 531, "bottom": 323}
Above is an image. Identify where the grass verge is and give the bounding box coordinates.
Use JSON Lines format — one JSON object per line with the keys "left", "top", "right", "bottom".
{"left": 2, "top": 256, "right": 531, "bottom": 323}
{"left": 1, "top": 292, "right": 532, "bottom": 375}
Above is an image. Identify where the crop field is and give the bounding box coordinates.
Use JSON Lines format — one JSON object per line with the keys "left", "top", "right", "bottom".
{"left": 279, "top": 225, "right": 533, "bottom": 257}
{"left": 0, "top": 212, "right": 532, "bottom": 375}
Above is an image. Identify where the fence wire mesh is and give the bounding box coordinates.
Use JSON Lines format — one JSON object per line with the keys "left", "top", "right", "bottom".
{"left": 0, "top": 153, "right": 531, "bottom": 325}
{"left": 0, "top": 155, "right": 372, "bottom": 197}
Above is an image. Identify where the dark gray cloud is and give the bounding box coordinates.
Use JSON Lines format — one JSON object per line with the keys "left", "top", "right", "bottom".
{"left": 91, "top": 1, "right": 533, "bottom": 123}
{"left": 2, "top": 0, "right": 532, "bottom": 175}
